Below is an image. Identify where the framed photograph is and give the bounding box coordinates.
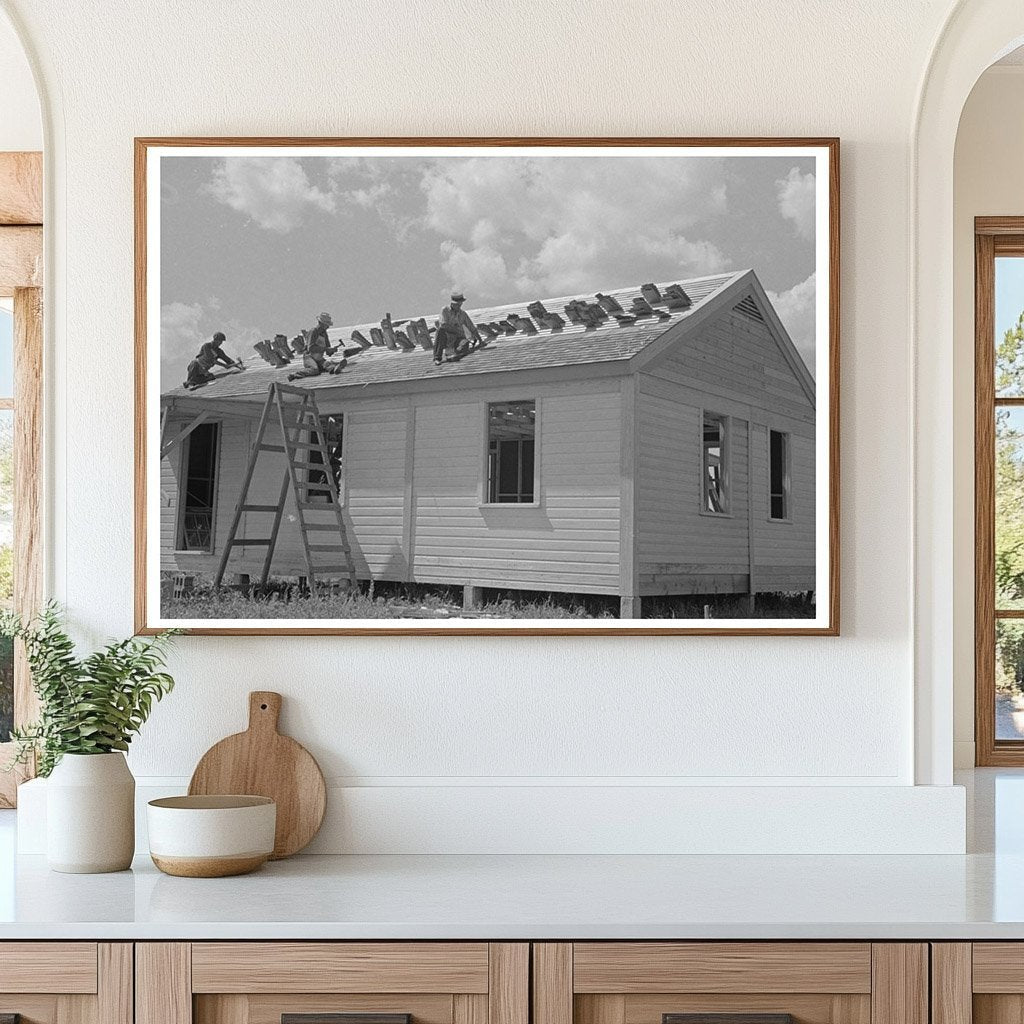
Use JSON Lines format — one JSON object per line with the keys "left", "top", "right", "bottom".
{"left": 135, "top": 137, "right": 839, "bottom": 635}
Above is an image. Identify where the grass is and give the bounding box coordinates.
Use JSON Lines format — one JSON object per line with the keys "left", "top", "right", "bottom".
{"left": 161, "top": 575, "right": 814, "bottom": 621}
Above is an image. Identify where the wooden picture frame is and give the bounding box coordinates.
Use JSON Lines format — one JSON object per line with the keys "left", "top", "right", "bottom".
{"left": 135, "top": 137, "right": 840, "bottom": 636}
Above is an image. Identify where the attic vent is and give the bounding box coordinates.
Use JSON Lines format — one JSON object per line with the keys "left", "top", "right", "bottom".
{"left": 734, "top": 295, "right": 765, "bottom": 323}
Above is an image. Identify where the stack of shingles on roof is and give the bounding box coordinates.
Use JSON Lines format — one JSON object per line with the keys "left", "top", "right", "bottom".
{"left": 249, "top": 282, "right": 695, "bottom": 367}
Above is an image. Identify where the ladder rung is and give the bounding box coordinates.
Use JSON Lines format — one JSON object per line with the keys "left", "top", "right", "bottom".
{"left": 297, "top": 500, "right": 338, "bottom": 511}
{"left": 303, "top": 523, "right": 343, "bottom": 531}
{"left": 288, "top": 441, "right": 331, "bottom": 451}
{"left": 290, "top": 460, "right": 325, "bottom": 469}
{"left": 307, "top": 543, "right": 347, "bottom": 551}
{"left": 229, "top": 538, "right": 273, "bottom": 546}
{"left": 258, "top": 444, "right": 285, "bottom": 453}
{"left": 239, "top": 504, "right": 280, "bottom": 513}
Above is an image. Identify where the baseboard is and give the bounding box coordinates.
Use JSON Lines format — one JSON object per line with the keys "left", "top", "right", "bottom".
{"left": 17, "top": 777, "right": 967, "bottom": 856}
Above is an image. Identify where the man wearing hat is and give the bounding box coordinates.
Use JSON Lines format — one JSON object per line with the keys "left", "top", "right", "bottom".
{"left": 289, "top": 312, "right": 344, "bottom": 380}
{"left": 184, "top": 331, "right": 243, "bottom": 390}
{"left": 434, "top": 292, "right": 482, "bottom": 365}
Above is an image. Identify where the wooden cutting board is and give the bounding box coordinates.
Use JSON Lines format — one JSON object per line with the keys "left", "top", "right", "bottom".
{"left": 188, "top": 691, "right": 326, "bottom": 859}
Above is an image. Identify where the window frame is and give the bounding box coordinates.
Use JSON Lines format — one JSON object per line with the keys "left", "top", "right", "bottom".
{"left": 974, "top": 218, "right": 1024, "bottom": 766}
{"left": 0, "top": 287, "right": 43, "bottom": 808}
{"left": 174, "top": 419, "right": 222, "bottom": 554}
{"left": 0, "top": 151, "right": 44, "bottom": 807}
{"left": 480, "top": 398, "right": 540, "bottom": 508}
{"left": 699, "top": 409, "right": 732, "bottom": 517}
{"left": 768, "top": 427, "right": 792, "bottom": 523}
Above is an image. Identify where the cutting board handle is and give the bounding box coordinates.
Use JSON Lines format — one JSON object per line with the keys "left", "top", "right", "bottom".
{"left": 248, "top": 691, "right": 282, "bottom": 734}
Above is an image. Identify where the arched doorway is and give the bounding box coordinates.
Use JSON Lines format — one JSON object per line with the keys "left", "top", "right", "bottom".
{"left": 913, "top": 1, "right": 1024, "bottom": 784}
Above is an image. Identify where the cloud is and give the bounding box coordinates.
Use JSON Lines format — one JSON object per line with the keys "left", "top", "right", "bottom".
{"left": 206, "top": 157, "right": 335, "bottom": 232}
{"left": 766, "top": 272, "right": 817, "bottom": 376}
{"left": 419, "top": 156, "right": 730, "bottom": 300}
{"left": 776, "top": 167, "right": 815, "bottom": 239}
{"left": 160, "top": 301, "right": 261, "bottom": 389}
{"left": 441, "top": 242, "right": 512, "bottom": 296}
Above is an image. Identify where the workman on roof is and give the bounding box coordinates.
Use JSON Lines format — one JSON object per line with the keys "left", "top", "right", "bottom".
{"left": 184, "top": 332, "right": 242, "bottom": 389}
{"left": 434, "top": 292, "right": 482, "bottom": 365}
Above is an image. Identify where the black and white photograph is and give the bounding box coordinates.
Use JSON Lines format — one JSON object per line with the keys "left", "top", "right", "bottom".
{"left": 138, "top": 139, "right": 838, "bottom": 634}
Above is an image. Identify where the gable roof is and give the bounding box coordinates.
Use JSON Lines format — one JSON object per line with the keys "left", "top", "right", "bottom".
{"left": 162, "top": 272, "right": 753, "bottom": 402}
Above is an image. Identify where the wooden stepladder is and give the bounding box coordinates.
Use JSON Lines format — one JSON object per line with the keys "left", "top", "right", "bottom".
{"left": 214, "top": 383, "right": 359, "bottom": 591}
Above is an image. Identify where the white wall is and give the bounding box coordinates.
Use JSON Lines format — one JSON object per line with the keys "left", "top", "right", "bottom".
{"left": 952, "top": 66, "right": 1024, "bottom": 767}
{"left": 0, "top": 0, "right": 974, "bottom": 852}
{"left": 0, "top": 10, "right": 40, "bottom": 152}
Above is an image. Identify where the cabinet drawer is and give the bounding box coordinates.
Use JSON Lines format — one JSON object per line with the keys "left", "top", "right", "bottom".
{"left": 0, "top": 942, "right": 99, "bottom": 994}
{"left": 140, "top": 942, "right": 529, "bottom": 1024}
{"left": 533, "top": 944, "right": 925, "bottom": 1024}
{"left": 572, "top": 944, "right": 872, "bottom": 994}
{"left": 0, "top": 943, "right": 130, "bottom": 1024}
{"left": 191, "top": 943, "right": 490, "bottom": 994}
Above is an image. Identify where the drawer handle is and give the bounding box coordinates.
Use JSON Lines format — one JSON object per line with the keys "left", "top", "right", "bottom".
{"left": 283, "top": 1016, "right": 411, "bottom": 1024}
{"left": 664, "top": 1016, "right": 795, "bottom": 1024}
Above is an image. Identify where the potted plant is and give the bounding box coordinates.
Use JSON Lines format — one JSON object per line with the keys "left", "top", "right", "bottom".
{"left": 2, "top": 603, "right": 178, "bottom": 873}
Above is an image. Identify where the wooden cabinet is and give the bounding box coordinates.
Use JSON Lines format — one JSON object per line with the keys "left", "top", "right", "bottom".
{"left": 0, "top": 943, "right": 132, "bottom": 1024}
{"left": 136, "top": 944, "right": 528, "bottom": 1024}
{"left": 0, "top": 938, "right": 950, "bottom": 1024}
{"left": 532, "top": 944, "right": 928, "bottom": 1024}
{"left": 933, "top": 943, "right": 1024, "bottom": 1024}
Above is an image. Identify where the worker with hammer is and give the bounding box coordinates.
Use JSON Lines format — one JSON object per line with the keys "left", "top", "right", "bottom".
{"left": 184, "top": 331, "right": 244, "bottom": 390}
{"left": 288, "top": 312, "right": 366, "bottom": 380}
{"left": 434, "top": 291, "right": 482, "bottom": 365}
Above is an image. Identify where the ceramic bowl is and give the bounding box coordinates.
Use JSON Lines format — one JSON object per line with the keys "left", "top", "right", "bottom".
{"left": 147, "top": 795, "right": 276, "bottom": 877}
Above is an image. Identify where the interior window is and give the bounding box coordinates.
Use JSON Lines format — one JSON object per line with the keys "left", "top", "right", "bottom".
{"left": 177, "top": 421, "right": 220, "bottom": 551}
{"left": 702, "top": 412, "right": 729, "bottom": 514}
{"left": 976, "top": 232, "right": 1024, "bottom": 763}
{"left": 769, "top": 429, "right": 790, "bottom": 520}
{"left": 307, "top": 414, "right": 344, "bottom": 503}
{"left": 0, "top": 308, "right": 12, "bottom": 743}
{"left": 487, "top": 400, "right": 535, "bottom": 503}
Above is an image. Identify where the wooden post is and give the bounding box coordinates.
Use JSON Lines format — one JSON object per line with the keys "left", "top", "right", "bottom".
{"left": 619, "top": 595, "right": 641, "bottom": 618}
{"left": 463, "top": 584, "right": 482, "bottom": 610}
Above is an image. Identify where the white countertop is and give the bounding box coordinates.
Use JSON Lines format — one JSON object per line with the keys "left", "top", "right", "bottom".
{"left": 0, "top": 849, "right": 1022, "bottom": 940}
{"left": 0, "top": 769, "right": 1021, "bottom": 941}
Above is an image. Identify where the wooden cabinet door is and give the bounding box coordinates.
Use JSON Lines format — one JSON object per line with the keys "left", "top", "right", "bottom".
{"left": 0, "top": 943, "right": 131, "bottom": 1024}
{"left": 533, "top": 944, "right": 928, "bottom": 1024}
{"left": 937, "top": 943, "right": 1024, "bottom": 1024}
{"left": 137, "top": 943, "right": 528, "bottom": 1024}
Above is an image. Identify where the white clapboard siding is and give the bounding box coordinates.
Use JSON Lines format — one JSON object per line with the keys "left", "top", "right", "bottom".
{"left": 750, "top": 424, "right": 816, "bottom": 591}
{"left": 635, "top": 391, "right": 751, "bottom": 584}
{"left": 342, "top": 407, "right": 408, "bottom": 578}
{"left": 412, "top": 386, "right": 622, "bottom": 593}
{"left": 646, "top": 308, "right": 814, "bottom": 428}
{"left": 634, "top": 300, "right": 816, "bottom": 596}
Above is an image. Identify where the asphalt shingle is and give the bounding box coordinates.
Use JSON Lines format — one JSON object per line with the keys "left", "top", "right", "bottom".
{"left": 162, "top": 272, "right": 742, "bottom": 402}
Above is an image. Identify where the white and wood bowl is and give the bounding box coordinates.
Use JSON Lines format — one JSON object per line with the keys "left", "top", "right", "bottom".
{"left": 147, "top": 795, "right": 276, "bottom": 877}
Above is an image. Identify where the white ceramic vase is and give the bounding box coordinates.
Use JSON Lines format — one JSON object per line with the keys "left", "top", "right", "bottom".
{"left": 46, "top": 752, "right": 135, "bottom": 873}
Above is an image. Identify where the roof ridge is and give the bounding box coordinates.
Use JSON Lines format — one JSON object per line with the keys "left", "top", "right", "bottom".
{"left": 324, "top": 270, "right": 743, "bottom": 341}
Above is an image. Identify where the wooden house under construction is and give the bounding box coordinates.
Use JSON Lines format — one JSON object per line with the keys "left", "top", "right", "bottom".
{"left": 158, "top": 269, "right": 817, "bottom": 617}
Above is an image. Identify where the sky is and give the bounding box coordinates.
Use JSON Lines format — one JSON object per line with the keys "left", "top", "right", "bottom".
{"left": 159, "top": 152, "right": 819, "bottom": 388}
{"left": 0, "top": 310, "right": 14, "bottom": 397}
{"left": 997, "top": 257, "right": 1024, "bottom": 343}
